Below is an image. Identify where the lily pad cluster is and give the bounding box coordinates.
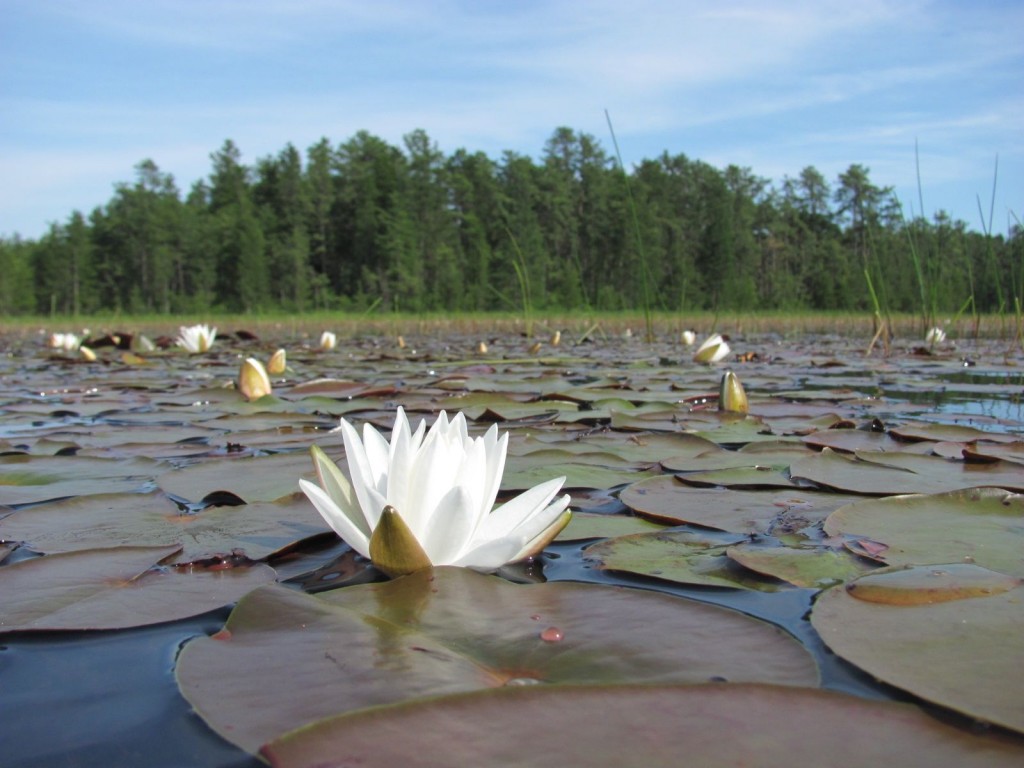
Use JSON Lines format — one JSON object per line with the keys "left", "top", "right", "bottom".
{"left": 1, "top": 327, "right": 1023, "bottom": 764}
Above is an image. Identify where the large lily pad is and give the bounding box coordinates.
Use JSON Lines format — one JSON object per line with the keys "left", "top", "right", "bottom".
{"left": 0, "top": 454, "right": 160, "bottom": 505}
{"left": 176, "top": 567, "right": 818, "bottom": 754}
{"left": 0, "top": 545, "right": 276, "bottom": 632}
{"left": 263, "top": 683, "right": 1024, "bottom": 768}
{"left": 791, "top": 448, "right": 1024, "bottom": 495}
{"left": 812, "top": 567, "right": 1024, "bottom": 733}
{"left": 620, "top": 474, "right": 845, "bottom": 533}
{"left": 157, "top": 450, "right": 325, "bottom": 502}
{"left": 824, "top": 487, "right": 1024, "bottom": 576}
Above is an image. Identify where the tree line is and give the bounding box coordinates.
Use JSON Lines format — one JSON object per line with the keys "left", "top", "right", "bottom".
{"left": 1, "top": 127, "right": 1020, "bottom": 319}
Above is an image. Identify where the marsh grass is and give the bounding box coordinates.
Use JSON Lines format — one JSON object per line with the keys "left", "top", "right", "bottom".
{"left": 4, "top": 310, "right": 1017, "bottom": 347}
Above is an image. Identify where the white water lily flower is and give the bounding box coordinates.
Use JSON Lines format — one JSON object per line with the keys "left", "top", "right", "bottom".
{"left": 177, "top": 324, "right": 217, "bottom": 353}
{"left": 680, "top": 329, "right": 697, "bottom": 346}
{"left": 299, "top": 408, "right": 572, "bottom": 576}
{"left": 693, "top": 333, "right": 730, "bottom": 363}
{"left": 925, "top": 326, "right": 946, "bottom": 344}
{"left": 47, "top": 332, "right": 80, "bottom": 352}
{"left": 319, "top": 331, "right": 336, "bottom": 350}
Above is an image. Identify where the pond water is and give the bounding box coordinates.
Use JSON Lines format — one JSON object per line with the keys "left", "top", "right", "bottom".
{"left": 1, "top": 329, "right": 1022, "bottom": 766}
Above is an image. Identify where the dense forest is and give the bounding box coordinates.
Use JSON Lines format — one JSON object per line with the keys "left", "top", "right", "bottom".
{"left": 1, "top": 127, "right": 1020, "bottom": 319}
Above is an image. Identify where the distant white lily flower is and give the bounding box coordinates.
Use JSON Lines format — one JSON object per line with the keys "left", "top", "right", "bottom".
{"left": 299, "top": 408, "right": 572, "bottom": 577}
{"left": 319, "top": 331, "right": 337, "bottom": 350}
{"left": 693, "top": 333, "right": 730, "bottom": 363}
{"left": 177, "top": 324, "right": 217, "bottom": 353}
{"left": 47, "top": 332, "right": 80, "bottom": 352}
{"left": 925, "top": 327, "right": 946, "bottom": 344}
{"left": 680, "top": 329, "right": 697, "bottom": 346}
{"left": 267, "top": 348, "right": 287, "bottom": 375}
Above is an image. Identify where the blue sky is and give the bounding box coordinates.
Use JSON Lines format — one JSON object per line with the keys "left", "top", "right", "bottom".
{"left": 2, "top": 0, "right": 1021, "bottom": 240}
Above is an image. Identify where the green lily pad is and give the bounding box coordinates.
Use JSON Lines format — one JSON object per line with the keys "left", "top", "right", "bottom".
{"left": 583, "top": 529, "right": 777, "bottom": 590}
{"left": 503, "top": 451, "right": 660, "bottom": 490}
{"left": 824, "top": 487, "right": 1024, "bottom": 576}
{"left": 678, "top": 466, "right": 799, "bottom": 489}
{"left": 176, "top": 567, "right": 818, "bottom": 754}
{"left": 0, "top": 545, "right": 276, "bottom": 632}
{"left": 812, "top": 568, "right": 1024, "bottom": 733}
{"left": 791, "top": 448, "right": 1024, "bottom": 495}
{"left": 620, "top": 474, "right": 845, "bottom": 533}
{"left": 0, "top": 490, "right": 329, "bottom": 563}
{"left": 157, "top": 451, "right": 325, "bottom": 502}
{"left": 262, "top": 683, "right": 1024, "bottom": 768}
{"left": 0, "top": 454, "right": 160, "bottom": 505}
{"left": 555, "top": 512, "right": 668, "bottom": 541}
{"left": 726, "top": 543, "right": 877, "bottom": 588}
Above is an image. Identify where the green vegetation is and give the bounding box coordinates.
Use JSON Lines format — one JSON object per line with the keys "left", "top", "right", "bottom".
{"left": 1, "top": 127, "right": 1020, "bottom": 321}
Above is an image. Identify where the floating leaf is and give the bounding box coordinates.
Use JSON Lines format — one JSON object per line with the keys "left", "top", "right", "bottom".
{"left": 0, "top": 545, "right": 276, "bottom": 632}
{"left": 0, "top": 454, "right": 160, "bottom": 505}
{"left": 812, "top": 570, "right": 1024, "bottom": 733}
{"left": 157, "top": 451, "right": 324, "bottom": 502}
{"left": 824, "top": 487, "right": 1024, "bottom": 576}
{"left": 620, "top": 475, "right": 845, "bottom": 533}
{"left": 556, "top": 511, "right": 667, "bottom": 541}
{"left": 727, "top": 543, "right": 876, "bottom": 588}
{"left": 0, "top": 490, "right": 329, "bottom": 563}
{"left": 262, "top": 683, "right": 1024, "bottom": 768}
{"left": 791, "top": 448, "right": 1024, "bottom": 495}
{"left": 584, "top": 529, "right": 777, "bottom": 590}
{"left": 177, "top": 567, "right": 817, "bottom": 754}
{"left": 844, "top": 564, "right": 1022, "bottom": 605}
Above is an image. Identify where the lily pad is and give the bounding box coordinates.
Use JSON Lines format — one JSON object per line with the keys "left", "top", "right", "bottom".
{"left": 0, "top": 545, "right": 276, "bottom": 632}
{"left": 812, "top": 568, "right": 1024, "bottom": 733}
{"left": 824, "top": 487, "right": 1024, "bottom": 576}
{"left": 555, "top": 512, "right": 668, "bottom": 541}
{"left": 176, "top": 567, "right": 818, "bottom": 754}
{"left": 620, "top": 475, "right": 844, "bottom": 533}
{"left": 791, "top": 448, "right": 1024, "bottom": 495}
{"left": 726, "top": 543, "right": 876, "bottom": 588}
{"left": 843, "top": 564, "right": 1022, "bottom": 605}
{"left": 0, "top": 490, "right": 329, "bottom": 564}
{"left": 583, "top": 529, "right": 777, "bottom": 590}
{"left": 0, "top": 454, "right": 160, "bottom": 505}
{"left": 157, "top": 451, "right": 325, "bottom": 502}
{"left": 262, "top": 683, "right": 1024, "bottom": 768}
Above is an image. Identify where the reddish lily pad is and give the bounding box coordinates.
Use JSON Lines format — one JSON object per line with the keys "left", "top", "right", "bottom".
{"left": 812, "top": 569, "right": 1024, "bottom": 733}
{"left": 0, "top": 545, "right": 276, "bottom": 632}
{"left": 262, "top": 683, "right": 1024, "bottom": 768}
{"left": 176, "top": 567, "right": 818, "bottom": 754}
{"left": 844, "top": 564, "right": 1022, "bottom": 605}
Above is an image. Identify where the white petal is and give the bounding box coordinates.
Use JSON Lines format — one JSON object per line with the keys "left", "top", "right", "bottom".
{"left": 475, "top": 476, "right": 566, "bottom": 542}
{"left": 454, "top": 493, "right": 571, "bottom": 570}
{"left": 418, "top": 486, "right": 476, "bottom": 564}
{"left": 298, "top": 479, "right": 371, "bottom": 558}
{"left": 339, "top": 419, "right": 380, "bottom": 532}
{"left": 363, "top": 422, "right": 391, "bottom": 490}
